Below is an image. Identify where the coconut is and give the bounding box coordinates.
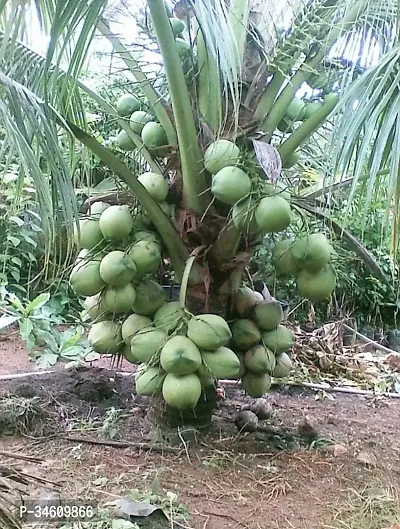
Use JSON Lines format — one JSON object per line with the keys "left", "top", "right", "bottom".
{"left": 160, "top": 335, "right": 202, "bottom": 375}
{"left": 135, "top": 366, "right": 165, "bottom": 396}
{"left": 129, "top": 111, "right": 153, "bottom": 134}
{"left": 83, "top": 294, "right": 107, "bottom": 322}
{"left": 187, "top": 314, "right": 232, "bottom": 350}
{"left": 141, "top": 122, "right": 167, "bottom": 148}
{"left": 252, "top": 301, "right": 283, "bottom": 331}
{"left": 99, "top": 205, "right": 133, "bottom": 241}
{"left": 88, "top": 320, "right": 122, "bottom": 354}
{"left": 169, "top": 17, "right": 185, "bottom": 36}
{"left": 116, "top": 130, "right": 135, "bottom": 151}
{"left": 234, "top": 286, "right": 263, "bottom": 317}
{"left": 282, "top": 150, "right": 301, "bottom": 169}
{"left": 277, "top": 118, "right": 294, "bottom": 133}
{"left": 264, "top": 181, "right": 290, "bottom": 201}
{"left": 242, "top": 372, "right": 272, "bottom": 398}
{"left": 121, "top": 313, "right": 152, "bottom": 344}
{"left": 262, "top": 325, "right": 295, "bottom": 354}
{"left": 130, "top": 327, "right": 166, "bottom": 363}
{"left": 175, "top": 38, "right": 191, "bottom": 58}
{"left": 128, "top": 240, "right": 161, "bottom": 278}
{"left": 131, "top": 279, "right": 165, "bottom": 317}
{"left": 159, "top": 202, "right": 173, "bottom": 218}
{"left": 99, "top": 251, "right": 137, "bottom": 287}
{"left": 102, "top": 283, "right": 137, "bottom": 314}
{"left": 232, "top": 319, "right": 261, "bottom": 351}
{"left": 232, "top": 198, "right": 258, "bottom": 232}
{"left": 304, "top": 101, "right": 322, "bottom": 119}
{"left": 116, "top": 93, "right": 141, "bottom": 117}
{"left": 153, "top": 302, "right": 184, "bottom": 333}
{"left": 134, "top": 231, "right": 161, "bottom": 245}
{"left": 291, "top": 233, "right": 332, "bottom": 272}
{"left": 273, "top": 352, "right": 293, "bottom": 378}
{"left": 236, "top": 352, "right": 246, "bottom": 378}
{"left": 162, "top": 372, "right": 202, "bottom": 409}
{"left": 211, "top": 167, "right": 251, "bottom": 205}
{"left": 202, "top": 347, "right": 241, "bottom": 379}
{"left": 70, "top": 258, "right": 105, "bottom": 296}
{"left": 74, "top": 218, "right": 104, "bottom": 250}
{"left": 122, "top": 343, "right": 137, "bottom": 364}
{"left": 244, "top": 344, "right": 276, "bottom": 374}
{"left": 137, "top": 172, "right": 169, "bottom": 203}
{"left": 132, "top": 208, "right": 153, "bottom": 230}
{"left": 286, "top": 98, "right": 306, "bottom": 121}
{"left": 196, "top": 363, "right": 215, "bottom": 388}
{"left": 89, "top": 201, "right": 110, "bottom": 217}
{"left": 273, "top": 239, "right": 299, "bottom": 276}
{"left": 255, "top": 196, "right": 292, "bottom": 233}
{"left": 204, "top": 140, "right": 240, "bottom": 174}
{"left": 297, "top": 265, "right": 336, "bottom": 302}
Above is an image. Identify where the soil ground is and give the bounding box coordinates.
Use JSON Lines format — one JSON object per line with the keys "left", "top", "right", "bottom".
{"left": 1, "top": 334, "right": 400, "bottom": 529}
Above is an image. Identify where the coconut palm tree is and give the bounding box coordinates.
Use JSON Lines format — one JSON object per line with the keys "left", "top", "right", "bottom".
{"left": 0, "top": 0, "right": 398, "bottom": 428}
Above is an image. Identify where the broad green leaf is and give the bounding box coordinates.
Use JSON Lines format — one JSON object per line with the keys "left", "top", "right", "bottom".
{"left": 19, "top": 318, "right": 33, "bottom": 341}
{"left": 0, "top": 314, "right": 19, "bottom": 330}
{"left": 36, "top": 351, "right": 59, "bottom": 368}
{"left": 25, "top": 292, "right": 50, "bottom": 314}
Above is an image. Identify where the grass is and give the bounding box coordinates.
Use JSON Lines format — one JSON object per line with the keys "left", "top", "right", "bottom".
{"left": 0, "top": 395, "right": 45, "bottom": 435}
{"left": 332, "top": 486, "right": 400, "bottom": 529}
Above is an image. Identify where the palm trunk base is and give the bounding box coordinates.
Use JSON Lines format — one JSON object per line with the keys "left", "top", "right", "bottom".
{"left": 147, "top": 385, "right": 217, "bottom": 445}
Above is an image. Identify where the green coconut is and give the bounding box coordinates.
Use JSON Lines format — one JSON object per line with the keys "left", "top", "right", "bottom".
{"left": 277, "top": 118, "right": 294, "bottom": 133}
{"left": 236, "top": 352, "right": 246, "bottom": 378}
{"left": 160, "top": 335, "right": 202, "bottom": 375}
{"left": 99, "top": 251, "right": 137, "bottom": 287}
{"left": 116, "top": 130, "right": 135, "bottom": 151}
{"left": 244, "top": 344, "right": 276, "bottom": 374}
{"left": 83, "top": 294, "right": 107, "bottom": 322}
{"left": 130, "top": 327, "right": 166, "bottom": 363}
{"left": 252, "top": 300, "right": 283, "bottom": 331}
{"left": 175, "top": 38, "right": 191, "bottom": 58}
{"left": 70, "top": 257, "right": 105, "bottom": 297}
{"left": 231, "top": 197, "right": 258, "bottom": 232}
{"left": 273, "top": 352, "right": 293, "bottom": 378}
{"left": 88, "top": 201, "right": 110, "bottom": 217}
{"left": 154, "top": 302, "right": 184, "bottom": 333}
{"left": 264, "top": 181, "right": 291, "bottom": 201}
{"left": 169, "top": 17, "right": 185, "bottom": 36}
{"left": 291, "top": 233, "right": 332, "bottom": 272}
{"left": 132, "top": 208, "right": 153, "bottom": 230}
{"left": 286, "top": 98, "right": 306, "bottom": 121}
{"left": 137, "top": 172, "right": 169, "bottom": 203}
{"left": 128, "top": 240, "right": 161, "bottom": 278}
{"left": 187, "top": 314, "right": 232, "bottom": 350}
{"left": 102, "top": 283, "right": 137, "bottom": 314}
{"left": 162, "top": 372, "right": 202, "bottom": 409}
{"left": 88, "top": 320, "right": 122, "bottom": 354}
{"left": 74, "top": 218, "right": 104, "bottom": 250}
{"left": 297, "top": 265, "right": 336, "bottom": 302}
{"left": 135, "top": 366, "right": 165, "bottom": 396}
{"left": 232, "top": 319, "right": 261, "bottom": 351}
{"left": 262, "top": 325, "right": 295, "bottom": 355}
{"left": 159, "top": 202, "right": 173, "bottom": 218}
{"left": 242, "top": 372, "right": 272, "bottom": 398}
{"left": 129, "top": 111, "right": 153, "bottom": 134}
{"left": 202, "top": 347, "right": 241, "bottom": 379}
{"left": 255, "top": 196, "right": 292, "bottom": 233}
{"left": 272, "top": 239, "right": 299, "bottom": 276}
{"left": 304, "top": 101, "right": 322, "bottom": 119}
{"left": 204, "top": 140, "right": 240, "bottom": 174}
{"left": 99, "top": 205, "right": 133, "bottom": 241}
{"left": 116, "top": 93, "right": 141, "bottom": 117}
{"left": 134, "top": 231, "right": 161, "bottom": 245}
{"left": 122, "top": 343, "right": 137, "bottom": 364}
{"left": 121, "top": 313, "right": 152, "bottom": 345}
{"left": 141, "top": 122, "right": 167, "bottom": 148}
{"left": 196, "top": 363, "right": 215, "bottom": 388}
{"left": 282, "top": 150, "right": 301, "bottom": 169}
{"left": 211, "top": 166, "right": 251, "bottom": 205}
{"left": 234, "top": 286, "right": 263, "bottom": 317}
{"left": 132, "top": 279, "right": 166, "bottom": 316}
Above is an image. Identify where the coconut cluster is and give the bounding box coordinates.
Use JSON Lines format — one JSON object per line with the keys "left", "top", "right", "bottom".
{"left": 273, "top": 233, "right": 336, "bottom": 302}
{"left": 115, "top": 93, "right": 168, "bottom": 151}
{"left": 231, "top": 286, "right": 294, "bottom": 397}
{"left": 205, "top": 139, "right": 292, "bottom": 235}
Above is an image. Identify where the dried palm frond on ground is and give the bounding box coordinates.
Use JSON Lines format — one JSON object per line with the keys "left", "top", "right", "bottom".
{"left": 289, "top": 321, "right": 398, "bottom": 389}
{"left": 0, "top": 396, "right": 46, "bottom": 436}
